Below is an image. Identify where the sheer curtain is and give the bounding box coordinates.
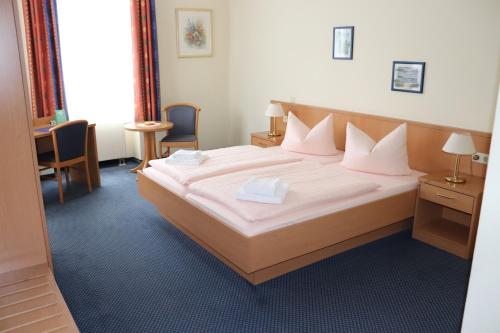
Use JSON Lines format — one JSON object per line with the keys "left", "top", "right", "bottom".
{"left": 57, "top": 0, "right": 135, "bottom": 124}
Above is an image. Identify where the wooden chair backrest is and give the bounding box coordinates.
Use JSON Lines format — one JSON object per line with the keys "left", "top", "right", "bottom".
{"left": 162, "top": 103, "right": 201, "bottom": 137}
{"left": 50, "top": 120, "right": 89, "bottom": 163}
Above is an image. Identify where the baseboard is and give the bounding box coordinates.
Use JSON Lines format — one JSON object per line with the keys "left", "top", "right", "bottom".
{"left": 99, "top": 157, "right": 141, "bottom": 168}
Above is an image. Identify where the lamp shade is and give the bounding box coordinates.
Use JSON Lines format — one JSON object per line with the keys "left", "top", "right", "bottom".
{"left": 442, "top": 132, "right": 477, "bottom": 155}
{"left": 265, "top": 103, "right": 284, "bottom": 117}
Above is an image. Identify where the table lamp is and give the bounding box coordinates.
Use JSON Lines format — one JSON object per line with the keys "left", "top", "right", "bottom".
{"left": 265, "top": 103, "right": 284, "bottom": 137}
{"left": 442, "top": 132, "right": 476, "bottom": 184}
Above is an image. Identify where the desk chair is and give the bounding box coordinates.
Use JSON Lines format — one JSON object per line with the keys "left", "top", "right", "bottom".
{"left": 160, "top": 103, "right": 201, "bottom": 157}
{"left": 38, "top": 120, "right": 92, "bottom": 203}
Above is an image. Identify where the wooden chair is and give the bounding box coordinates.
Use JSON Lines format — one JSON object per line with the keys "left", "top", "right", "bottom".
{"left": 160, "top": 103, "right": 201, "bottom": 157}
{"left": 38, "top": 120, "right": 92, "bottom": 203}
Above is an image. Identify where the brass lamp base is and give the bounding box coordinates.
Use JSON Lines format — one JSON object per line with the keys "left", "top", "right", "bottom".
{"left": 444, "top": 176, "right": 466, "bottom": 184}
{"left": 444, "top": 154, "right": 467, "bottom": 184}
{"left": 267, "top": 116, "right": 281, "bottom": 137}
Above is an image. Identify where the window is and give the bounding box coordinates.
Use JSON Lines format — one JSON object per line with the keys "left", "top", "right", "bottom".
{"left": 57, "top": 0, "right": 135, "bottom": 124}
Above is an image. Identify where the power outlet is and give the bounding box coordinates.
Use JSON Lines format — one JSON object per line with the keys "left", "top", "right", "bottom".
{"left": 472, "top": 152, "right": 489, "bottom": 165}
{"left": 283, "top": 115, "right": 288, "bottom": 123}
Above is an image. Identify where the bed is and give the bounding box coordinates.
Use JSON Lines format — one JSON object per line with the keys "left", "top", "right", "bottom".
{"left": 143, "top": 145, "right": 344, "bottom": 197}
{"left": 186, "top": 163, "right": 425, "bottom": 237}
{"left": 137, "top": 101, "right": 490, "bottom": 284}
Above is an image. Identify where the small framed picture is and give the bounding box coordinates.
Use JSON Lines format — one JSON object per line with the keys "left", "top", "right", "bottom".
{"left": 333, "top": 26, "right": 354, "bottom": 60}
{"left": 391, "top": 61, "right": 426, "bottom": 93}
{"left": 176, "top": 8, "right": 213, "bottom": 58}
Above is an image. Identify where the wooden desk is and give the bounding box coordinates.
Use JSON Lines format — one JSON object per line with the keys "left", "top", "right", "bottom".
{"left": 124, "top": 121, "right": 174, "bottom": 173}
{"left": 34, "top": 122, "right": 101, "bottom": 188}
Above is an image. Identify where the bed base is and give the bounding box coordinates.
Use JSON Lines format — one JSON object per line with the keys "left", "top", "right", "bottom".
{"left": 138, "top": 171, "right": 416, "bottom": 285}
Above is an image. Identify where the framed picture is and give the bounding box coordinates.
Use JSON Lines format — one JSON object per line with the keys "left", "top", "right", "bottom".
{"left": 391, "top": 61, "right": 426, "bottom": 93}
{"left": 332, "top": 26, "right": 354, "bottom": 60}
{"left": 176, "top": 8, "right": 213, "bottom": 58}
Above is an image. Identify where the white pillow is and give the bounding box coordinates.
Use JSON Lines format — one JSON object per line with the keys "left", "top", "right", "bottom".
{"left": 281, "top": 112, "right": 338, "bottom": 156}
{"left": 340, "top": 122, "right": 411, "bottom": 175}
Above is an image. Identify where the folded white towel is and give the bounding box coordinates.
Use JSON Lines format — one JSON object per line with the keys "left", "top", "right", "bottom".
{"left": 165, "top": 154, "right": 207, "bottom": 166}
{"left": 236, "top": 178, "right": 289, "bottom": 204}
{"left": 240, "top": 176, "right": 281, "bottom": 196}
{"left": 171, "top": 150, "right": 202, "bottom": 160}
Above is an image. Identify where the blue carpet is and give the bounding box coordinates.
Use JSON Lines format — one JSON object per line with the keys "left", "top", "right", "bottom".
{"left": 42, "top": 164, "right": 470, "bottom": 333}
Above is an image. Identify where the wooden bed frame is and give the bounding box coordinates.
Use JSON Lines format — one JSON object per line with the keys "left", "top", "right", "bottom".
{"left": 137, "top": 102, "right": 491, "bottom": 285}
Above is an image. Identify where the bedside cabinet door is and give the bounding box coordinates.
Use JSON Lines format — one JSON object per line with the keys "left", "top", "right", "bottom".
{"left": 420, "top": 183, "right": 474, "bottom": 214}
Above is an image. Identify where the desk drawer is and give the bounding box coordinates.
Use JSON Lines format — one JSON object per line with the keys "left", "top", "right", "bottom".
{"left": 420, "top": 183, "right": 474, "bottom": 214}
{"left": 251, "top": 136, "right": 273, "bottom": 148}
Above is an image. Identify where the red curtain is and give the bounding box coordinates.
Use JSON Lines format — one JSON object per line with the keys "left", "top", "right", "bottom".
{"left": 130, "top": 0, "right": 161, "bottom": 122}
{"left": 23, "top": 0, "right": 66, "bottom": 119}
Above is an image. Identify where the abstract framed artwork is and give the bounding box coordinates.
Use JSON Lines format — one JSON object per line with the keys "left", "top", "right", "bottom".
{"left": 391, "top": 61, "right": 426, "bottom": 93}
{"left": 332, "top": 26, "right": 354, "bottom": 60}
{"left": 176, "top": 8, "right": 213, "bottom": 58}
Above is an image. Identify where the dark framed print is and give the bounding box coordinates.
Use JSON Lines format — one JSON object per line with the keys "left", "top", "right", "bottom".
{"left": 332, "top": 26, "right": 354, "bottom": 60}
{"left": 391, "top": 61, "right": 426, "bottom": 93}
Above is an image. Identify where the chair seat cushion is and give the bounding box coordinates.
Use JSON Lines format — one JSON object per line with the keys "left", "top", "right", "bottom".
{"left": 38, "top": 151, "right": 55, "bottom": 163}
{"left": 161, "top": 134, "right": 197, "bottom": 143}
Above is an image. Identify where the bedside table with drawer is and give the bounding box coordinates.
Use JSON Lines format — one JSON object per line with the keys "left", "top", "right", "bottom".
{"left": 250, "top": 131, "right": 284, "bottom": 148}
{"left": 413, "top": 172, "right": 485, "bottom": 259}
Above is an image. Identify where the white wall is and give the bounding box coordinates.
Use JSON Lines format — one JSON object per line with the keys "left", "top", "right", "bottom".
{"left": 156, "top": 0, "right": 230, "bottom": 150}
{"left": 228, "top": 0, "right": 500, "bottom": 145}
{"left": 461, "top": 86, "right": 500, "bottom": 332}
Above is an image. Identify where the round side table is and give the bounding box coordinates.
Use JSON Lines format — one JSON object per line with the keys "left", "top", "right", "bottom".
{"left": 124, "top": 121, "right": 174, "bottom": 173}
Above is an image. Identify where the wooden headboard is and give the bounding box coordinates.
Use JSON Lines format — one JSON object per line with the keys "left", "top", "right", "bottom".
{"left": 273, "top": 101, "right": 491, "bottom": 177}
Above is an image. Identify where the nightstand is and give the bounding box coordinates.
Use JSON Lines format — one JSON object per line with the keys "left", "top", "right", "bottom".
{"left": 413, "top": 172, "right": 485, "bottom": 259}
{"left": 251, "top": 131, "right": 284, "bottom": 148}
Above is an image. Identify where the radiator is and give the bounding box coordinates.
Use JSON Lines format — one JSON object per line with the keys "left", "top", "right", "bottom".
{"left": 95, "top": 123, "right": 128, "bottom": 161}
{"left": 95, "top": 123, "right": 163, "bottom": 162}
